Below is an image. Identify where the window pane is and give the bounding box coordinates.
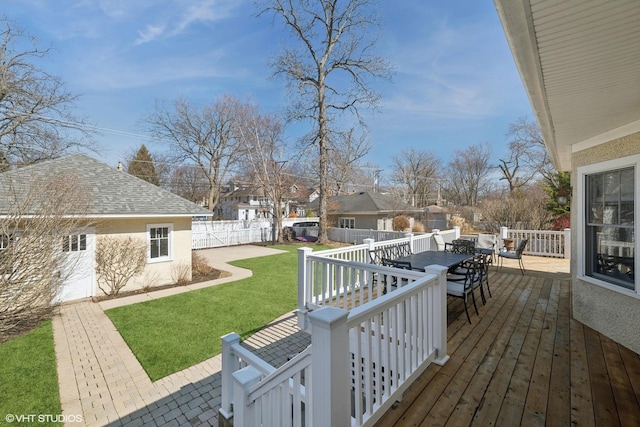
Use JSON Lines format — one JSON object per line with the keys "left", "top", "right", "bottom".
{"left": 620, "top": 168, "right": 635, "bottom": 224}
{"left": 588, "top": 173, "right": 604, "bottom": 224}
{"left": 150, "top": 240, "right": 159, "bottom": 258}
{"left": 71, "top": 235, "right": 79, "bottom": 251}
{"left": 589, "top": 225, "right": 635, "bottom": 289}
{"left": 62, "top": 236, "right": 70, "bottom": 252}
{"left": 160, "top": 238, "right": 168, "bottom": 257}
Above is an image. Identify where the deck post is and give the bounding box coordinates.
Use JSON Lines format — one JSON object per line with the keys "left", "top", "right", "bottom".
{"left": 220, "top": 333, "right": 241, "bottom": 420}
{"left": 308, "top": 307, "right": 350, "bottom": 427}
{"left": 231, "top": 365, "right": 262, "bottom": 427}
{"left": 453, "top": 225, "right": 461, "bottom": 239}
{"left": 364, "top": 238, "right": 375, "bottom": 263}
{"left": 564, "top": 228, "right": 572, "bottom": 259}
{"left": 297, "top": 247, "right": 313, "bottom": 330}
{"left": 406, "top": 232, "right": 415, "bottom": 253}
{"left": 426, "top": 265, "right": 449, "bottom": 365}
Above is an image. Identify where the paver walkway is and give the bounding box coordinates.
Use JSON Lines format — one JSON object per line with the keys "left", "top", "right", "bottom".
{"left": 52, "top": 245, "right": 311, "bottom": 427}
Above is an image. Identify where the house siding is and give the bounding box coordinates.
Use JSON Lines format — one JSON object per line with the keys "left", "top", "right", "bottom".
{"left": 96, "top": 217, "right": 193, "bottom": 294}
{"left": 572, "top": 131, "right": 640, "bottom": 354}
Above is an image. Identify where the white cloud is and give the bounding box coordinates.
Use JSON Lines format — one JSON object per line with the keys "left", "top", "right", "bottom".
{"left": 134, "top": 24, "right": 167, "bottom": 45}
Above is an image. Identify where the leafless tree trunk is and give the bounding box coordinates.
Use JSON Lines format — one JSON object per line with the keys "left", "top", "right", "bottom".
{"left": 0, "top": 173, "right": 92, "bottom": 341}
{"left": 390, "top": 148, "right": 441, "bottom": 207}
{"left": 260, "top": 0, "right": 392, "bottom": 244}
{"left": 144, "top": 95, "right": 248, "bottom": 212}
{"left": 95, "top": 236, "right": 147, "bottom": 296}
{"left": 0, "top": 19, "right": 94, "bottom": 165}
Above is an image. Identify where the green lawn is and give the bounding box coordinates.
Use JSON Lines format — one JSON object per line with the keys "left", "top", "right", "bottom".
{"left": 106, "top": 245, "right": 330, "bottom": 381}
{"left": 0, "top": 320, "right": 62, "bottom": 427}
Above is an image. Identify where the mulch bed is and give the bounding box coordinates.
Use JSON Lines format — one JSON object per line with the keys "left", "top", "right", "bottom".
{"left": 94, "top": 268, "right": 230, "bottom": 302}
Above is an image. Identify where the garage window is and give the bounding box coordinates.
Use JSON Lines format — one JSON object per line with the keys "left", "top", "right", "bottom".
{"left": 147, "top": 224, "right": 173, "bottom": 262}
{"left": 63, "top": 234, "right": 87, "bottom": 252}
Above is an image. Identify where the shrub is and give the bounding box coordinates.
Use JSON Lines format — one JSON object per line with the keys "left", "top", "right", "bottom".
{"left": 95, "top": 236, "right": 147, "bottom": 296}
{"left": 171, "top": 262, "right": 191, "bottom": 286}
{"left": 393, "top": 215, "right": 410, "bottom": 231}
{"left": 192, "top": 251, "right": 214, "bottom": 276}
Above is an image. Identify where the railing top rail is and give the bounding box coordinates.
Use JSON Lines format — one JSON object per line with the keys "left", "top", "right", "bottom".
{"left": 508, "top": 229, "right": 565, "bottom": 234}
{"left": 307, "top": 243, "right": 369, "bottom": 258}
{"left": 346, "top": 272, "right": 439, "bottom": 327}
{"left": 230, "top": 343, "right": 276, "bottom": 376}
{"left": 247, "top": 345, "right": 312, "bottom": 401}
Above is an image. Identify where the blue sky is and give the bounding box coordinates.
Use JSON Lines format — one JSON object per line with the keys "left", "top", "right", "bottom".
{"left": 5, "top": 0, "right": 533, "bottom": 179}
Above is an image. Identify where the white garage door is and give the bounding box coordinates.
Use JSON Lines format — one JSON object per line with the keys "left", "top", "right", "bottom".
{"left": 57, "top": 230, "right": 95, "bottom": 302}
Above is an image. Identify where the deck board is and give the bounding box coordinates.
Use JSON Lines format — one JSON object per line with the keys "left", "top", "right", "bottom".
{"left": 374, "top": 266, "right": 640, "bottom": 427}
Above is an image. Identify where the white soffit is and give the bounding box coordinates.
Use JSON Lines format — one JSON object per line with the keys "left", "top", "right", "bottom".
{"left": 496, "top": 0, "right": 640, "bottom": 171}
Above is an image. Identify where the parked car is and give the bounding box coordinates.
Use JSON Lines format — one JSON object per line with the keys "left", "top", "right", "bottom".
{"left": 284, "top": 221, "right": 319, "bottom": 242}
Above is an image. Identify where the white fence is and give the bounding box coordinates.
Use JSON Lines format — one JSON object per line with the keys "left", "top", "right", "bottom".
{"left": 221, "top": 265, "right": 449, "bottom": 427}
{"left": 500, "top": 227, "right": 571, "bottom": 259}
{"left": 192, "top": 218, "right": 320, "bottom": 249}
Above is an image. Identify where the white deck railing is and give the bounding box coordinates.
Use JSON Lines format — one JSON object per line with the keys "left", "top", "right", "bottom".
{"left": 221, "top": 265, "right": 449, "bottom": 427}
{"left": 501, "top": 227, "right": 571, "bottom": 259}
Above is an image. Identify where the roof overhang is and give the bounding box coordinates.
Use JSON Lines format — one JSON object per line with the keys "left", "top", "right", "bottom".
{"left": 494, "top": 0, "right": 640, "bottom": 171}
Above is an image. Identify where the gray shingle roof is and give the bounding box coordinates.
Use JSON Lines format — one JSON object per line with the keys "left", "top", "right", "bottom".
{"left": 311, "top": 191, "right": 422, "bottom": 214}
{"left": 0, "top": 153, "right": 212, "bottom": 217}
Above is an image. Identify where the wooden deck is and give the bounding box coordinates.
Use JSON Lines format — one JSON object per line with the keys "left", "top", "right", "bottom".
{"left": 375, "top": 262, "right": 640, "bottom": 427}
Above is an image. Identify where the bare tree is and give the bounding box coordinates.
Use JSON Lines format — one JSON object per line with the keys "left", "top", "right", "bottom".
{"left": 95, "top": 236, "right": 147, "bottom": 296}
{"left": 328, "top": 127, "right": 371, "bottom": 195}
{"left": 0, "top": 19, "right": 93, "bottom": 165}
{"left": 260, "top": 0, "right": 392, "bottom": 244}
{"left": 498, "top": 138, "right": 537, "bottom": 194}
{"left": 169, "top": 164, "right": 209, "bottom": 205}
{"left": 144, "top": 95, "right": 248, "bottom": 211}
{"left": 236, "top": 108, "right": 292, "bottom": 243}
{"left": 481, "top": 183, "right": 555, "bottom": 231}
{"left": 504, "top": 117, "right": 554, "bottom": 184}
{"left": 0, "top": 173, "right": 92, "bottom": 341}
{"left": 390, "top": 148, "right": 441, "bottom": 208}
{"left": 444, "top": 142, "right": 492, "bottom": 207}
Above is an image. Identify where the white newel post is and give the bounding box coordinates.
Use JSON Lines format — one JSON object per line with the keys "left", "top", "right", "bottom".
{"left": 364, "top": 238, "right": 375, "bottom": 263}
{"left": 297, "top": 247, "right": 313, "bottom": 330}
{"left": 564, "top": 228, "right": 572, "bottom": 259}
{"left": 406, "top": 232, "right": 414, "bottom": 253}
{"left": 425, "top": 265, "right": 449, "bottom": 365}
{"left": 232, "top": 366, "right": 262, "bottom": 427}
{"left": 453, "top": 226, "right": 461, "bottom": 239}
{"left": 500, "top": 226, "right": 509, "bottom": 240}
{"left": 220, "top": 333, "right": 241, "bottom": 420}
{"left": 308, "top": 307, "right": 350, "bottom": 427}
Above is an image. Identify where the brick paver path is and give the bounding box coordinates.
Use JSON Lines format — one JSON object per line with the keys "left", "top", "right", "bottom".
{"left": 51, "top": 246, "right": 310, "bottom": 427}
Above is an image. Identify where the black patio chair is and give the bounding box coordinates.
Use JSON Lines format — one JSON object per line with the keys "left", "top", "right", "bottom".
{"left": 498, "top": 238, "right": 528, "bottom": 274}
{"left": 446, "top": 257, "right": 479, "bottom": 324}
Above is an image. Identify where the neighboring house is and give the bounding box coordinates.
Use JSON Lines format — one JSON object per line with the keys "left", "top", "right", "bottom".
{"left": 0, "top": 154, "right": 212, "bottom": 302}
{"left": 310, "top": 191, "right": 424, "bottom": 230}
{"left": 288, "top": 186, "right": 320, "bottom": 218}
{"left": 496, "top": 1, "right": 640, "bottom": 353}
{"left": 217, "top": 183, "right": 271, "bottom": 221}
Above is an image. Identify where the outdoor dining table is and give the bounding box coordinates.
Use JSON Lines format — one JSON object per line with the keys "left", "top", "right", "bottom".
{"left": 395, "top": 250, "right": 473, "bottom": 272}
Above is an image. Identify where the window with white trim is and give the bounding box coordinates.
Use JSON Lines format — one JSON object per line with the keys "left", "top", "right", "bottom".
{"left": 581, "top": 158, "right": 636, "bottom": 292}
{"left": 147, "top": 224, "right": 173, "bottom": 262}
{"left": 62, "top": 234, "right": 87, "bottom": 252}
{"left": 338, "top": 217, "right": 355, "bottom": 229}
